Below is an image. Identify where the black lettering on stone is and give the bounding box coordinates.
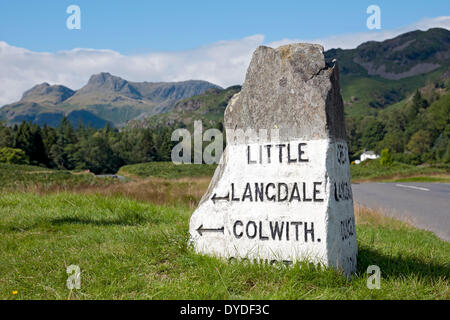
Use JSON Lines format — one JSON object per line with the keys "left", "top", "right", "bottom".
{"left": 291, "top": 222, "right": 303, "bottom": 241}
{"left": 340, "top": 217, "right": 355, "bottom": 241}
{"left": 231, "top": 183, "right": 240, "bottom": 201}
{"left": 259, "top": 221, "right": 269, "bottom": 240}
{"left": 265, "top": 145, "right": 272, "bottom": 164}
{"left": 286, "top": 221, "right": 289, "bottom": 241}
{"left": 313, "top": 182, "right": 324, "bottom": 202}
{"left": 303, "top": 182, "right": 312, "bottom": 202}
{"left": 337, "top": 143, "right": 348, "bottom": 165}
{"left": 242, "top": 183, "right": 253, "bottom": 202}
{"left": 304, "top": 222, "right": 314, "bottom": 242}
{"left": 289, "top": 182, "right": 301, "bottom": 202}
{"left": 265, "top": 183, "right": 276, "bottom": 201}
{"left": 247, "top": 145, "right": 256, "bottom": 164}
{"left": 246, "top": 221, "right": 257, "bottom": 239}
{"left": 334, "top": 181, "right": 339, "bottom": 201}
{"left": 276, "top": 144, "right": 286, "bottom": 163}
{"left": 298, "top": 143, "right": 309, "bottom": 162}
{"left": 278, "top": 183, "right": 288, "bottom": 202}
{"left": 282, "top": 260, "right": 293, "bottom": 266}
{"left": 287, "top": 143, "right": 297, "bottom": 163}
{"left": 255, "top": 183, "right": 264, "bottom": 202}
{"left": 334, "top": 180, "right": 353, "bottom": 202}
{"left": 233, "top": 220, "right": 243, "bottom": 239}
{"left": 270, "top": 221, "right": 284, "bottom": 240}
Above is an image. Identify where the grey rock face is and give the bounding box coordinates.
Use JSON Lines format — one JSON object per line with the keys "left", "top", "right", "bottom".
{"left": 224, "top": 44, "right": 346, "bottom": 143}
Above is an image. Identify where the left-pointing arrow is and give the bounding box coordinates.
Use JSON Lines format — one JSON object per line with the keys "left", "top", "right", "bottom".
{"left": 211, "top": 192, "right": 230, "bottom": 203}
{"left": 196, "top": 224, "right": 225, "bottom": 236}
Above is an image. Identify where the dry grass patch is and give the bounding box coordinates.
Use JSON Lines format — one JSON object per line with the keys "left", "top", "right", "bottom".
{"left": 354, "top": 204, "right": 413, "bottom": 229}
{"left": 76, "top": 176, "right": 211, "bottom": 208}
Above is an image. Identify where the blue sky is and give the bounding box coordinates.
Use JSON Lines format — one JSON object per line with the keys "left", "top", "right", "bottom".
{"left": 0, "top": 1, "right": 449, "bottom": 106}
{"left": 1, "top": 0, "right": 449, "bottom": 53}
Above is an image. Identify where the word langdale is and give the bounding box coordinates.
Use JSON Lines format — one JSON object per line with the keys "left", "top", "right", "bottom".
{"left": 212, "top": 181, "right": 324, "bottom": 203}
{"left": 189, "top": 43, "right": 357, "bottom": 276}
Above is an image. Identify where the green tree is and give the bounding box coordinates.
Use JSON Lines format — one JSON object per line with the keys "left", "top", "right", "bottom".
{"left": 378, "top": 131, "right": 405, "bottom": 153}
{"left": 379, "top": 148, "right": 393, "bottom": 166}
{"left": 71, "top": 132, "right": 122, "bottom": 174}
{"left": 360, "top": 118, "right": 385, "bottom": 151}
{"left": 0, "top": 147, "right": 29, "bottom": 164}
{"left": 13, "top": 122, "right": 48, "bottom": 165}
{"left": 407, "top": 130, "right": 432, "bottom": 157}
{"left": 412, "top": 90, "right": 429, "bottom": 109}
{"left": 0, "top": 123, "right": 14, "bottom": 148}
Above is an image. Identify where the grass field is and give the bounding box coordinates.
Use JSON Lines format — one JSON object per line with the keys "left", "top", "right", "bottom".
{"left": 118, "top": 162, "right": 217, "bottom": 179}
{"left": 0, "top": 193, "right": 448, "bottom": 300}
{"left": 350, "top": 160, "right": 450, "bottom": 182}
{"left": 0, "top": 162, "right": 448, "bottom": 299}
{"left": 0, "top": 163, "right": 117, "bottom": 192}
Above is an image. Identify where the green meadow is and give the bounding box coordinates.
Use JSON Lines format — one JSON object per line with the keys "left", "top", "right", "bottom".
{"left": 350, "top": 160, "right": 450, "bottom": 182}
{"left": 0, "top": 163, "right": 448, "bottom": 299}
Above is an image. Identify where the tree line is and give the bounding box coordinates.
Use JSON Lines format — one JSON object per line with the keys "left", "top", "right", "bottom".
{"left": 1, "top": 88, "right": 449, "bottom": 173}
{"left": 0, "top": 118, "right": 176, "bottom": 174}
{"left": 346, "top": 89, "right": 450, "bottom": 165}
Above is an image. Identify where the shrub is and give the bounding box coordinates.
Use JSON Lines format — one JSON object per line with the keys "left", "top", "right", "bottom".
{"left": 0, "top": 147, "right": 29, "bottom": 164}
{"left": 379, "top": 148, "right": 393, "bottom": 166}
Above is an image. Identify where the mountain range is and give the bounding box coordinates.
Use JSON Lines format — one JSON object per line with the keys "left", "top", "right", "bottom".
{"left": 136, "top": 28, "right": 450, "bottom": 129}
{"left": 1, "top": 28, "right": 449, "bottom": 128}
{"left": 326, "top": 28, "right": 450, "bottom": 115}
{"left": 0, "top": 73, "right": 220, "bottom": 127}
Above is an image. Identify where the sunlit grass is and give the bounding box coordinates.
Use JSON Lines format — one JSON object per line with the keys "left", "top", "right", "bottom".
{"left": 0, "top": 193, "right": 448, "bottom": 300}
{"left": 350, "top": 160, "right": 449, "bottom": 182}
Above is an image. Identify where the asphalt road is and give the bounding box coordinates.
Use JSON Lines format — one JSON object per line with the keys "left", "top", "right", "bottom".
{"left": 352, "top": 183, "right": 450, "bottom": 242}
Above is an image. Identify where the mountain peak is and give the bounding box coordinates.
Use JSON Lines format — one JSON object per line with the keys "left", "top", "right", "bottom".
{"left": 80, "top": 72, "right": 143, "bottom": 99}
{"left": 87, "top": 72, "right": 124, "bottom": 87}
{"left": 21, "top": 82, "right": 75, "bottom": 104}
{"left": 22, "top": 82, "right": 50, "bottom": 97}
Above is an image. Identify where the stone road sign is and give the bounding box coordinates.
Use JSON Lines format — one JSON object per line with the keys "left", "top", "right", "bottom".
{"left": 189, "top": 43, "right": 357, "bottom": 276}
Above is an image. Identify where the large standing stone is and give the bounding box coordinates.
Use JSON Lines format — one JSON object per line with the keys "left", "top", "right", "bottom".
{"left": 189, "top": 43, "right": 357, "bottom": 276}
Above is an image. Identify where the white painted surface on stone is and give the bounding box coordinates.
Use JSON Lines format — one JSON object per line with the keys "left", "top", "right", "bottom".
{"left": 189, "top": 138, "right": 357, "bottom": 275}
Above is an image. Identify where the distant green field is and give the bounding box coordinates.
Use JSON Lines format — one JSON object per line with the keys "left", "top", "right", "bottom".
{"left": 350, "top": 160, "right": 449, "bottom": 182}
{"left": 0, "top": 192, "right": 448, "bottom": 299}
{"left": 0, "top": 163, "right": 116, "bottom": 192}
{"left": 118, "top": 162, "right": 217, "bottom": 179}
{"left": 118, "top": 160, "right": 450, "bottom": 183}
{"left": 391, "top": 176, "right": 450, "bottom": 183}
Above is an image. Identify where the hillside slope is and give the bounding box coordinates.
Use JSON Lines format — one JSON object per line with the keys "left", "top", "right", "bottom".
{"left": 0, "top": 73, "right": 221, "bottom": 127}
{"left": 325, "top": 28, "right": 450, "bottom": 116}
{"left": 134, "top": 28, "right": 450, "bottom": 125}
{"left": 128, "top": 85, "right": 241, "bottom": 129}
{"left": 1, "top": 28, "right": 449, "bottom": 128}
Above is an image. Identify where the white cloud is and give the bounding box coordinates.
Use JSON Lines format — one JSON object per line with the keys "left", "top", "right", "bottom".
{"left": 0, "top": 35, "right": 264, "bottom": 106}
{"left": 0, "top": 16, "right": 449, "bottom": 106}
{"left": 268, "top": 16, "right": 450, "bottom": 50}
